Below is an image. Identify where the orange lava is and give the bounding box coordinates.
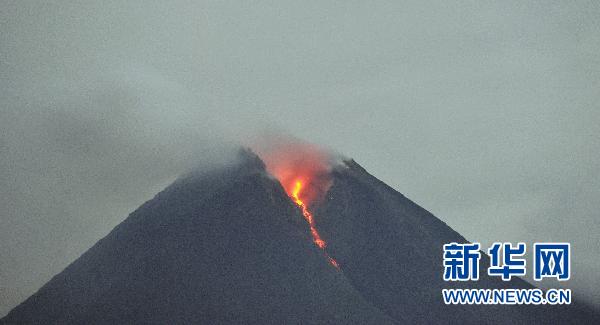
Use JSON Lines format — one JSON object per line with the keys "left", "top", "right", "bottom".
{"left": 254, "top": 139, "right": 340, "bottom": 269}
{"left": 292, "top": 181, "right": 326, "bottom": 249}
{"left": 255, "top": 139, "right": 332, "bottom": 207}
{"left": 291, "top": 180, "right": 339, "bottom": 269}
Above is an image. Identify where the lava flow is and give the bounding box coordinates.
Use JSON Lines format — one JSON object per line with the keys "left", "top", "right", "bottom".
{"left": 291, "top": 180, "right": 339, "bottom": 269}
{"left": 254, "top": 139, "right": 340, "bottom": 269}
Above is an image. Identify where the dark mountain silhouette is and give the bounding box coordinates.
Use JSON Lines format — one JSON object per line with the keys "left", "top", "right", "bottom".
{"left": 2, "top": 149, "right": 597, "bottom": 324}
{"left": 316, "top": 159, "right": 597, "bottom": 324}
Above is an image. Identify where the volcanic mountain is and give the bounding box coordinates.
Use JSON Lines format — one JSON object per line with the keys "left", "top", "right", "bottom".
{"left": 2, "top": 149, "right": 596, "bottom": 324}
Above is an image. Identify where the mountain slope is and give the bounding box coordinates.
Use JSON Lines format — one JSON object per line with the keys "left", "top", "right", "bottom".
{"left": 3, "top": 150, "right": 597, "bottom": 324}
{"left": 315, "top": 159, "right": 597, "bottom": 324}
{"left": 2, "top": 152, "right": 393, "bottom": 324}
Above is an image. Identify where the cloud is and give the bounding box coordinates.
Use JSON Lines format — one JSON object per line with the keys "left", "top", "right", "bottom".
{"left": 2, "top": 0, "right": 599, "bottom": 315}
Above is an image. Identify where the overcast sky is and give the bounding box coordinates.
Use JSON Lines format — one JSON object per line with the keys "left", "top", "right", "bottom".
{"left": 1, "top": 0, "right": 599, "bottom": 316}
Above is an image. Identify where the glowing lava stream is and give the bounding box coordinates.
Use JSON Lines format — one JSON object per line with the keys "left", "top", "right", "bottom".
{"left": 291, "top": 181, "right": 340, "bottom": 270}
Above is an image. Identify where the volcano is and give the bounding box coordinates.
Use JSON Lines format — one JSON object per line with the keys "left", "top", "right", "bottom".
{"left": 2, "top": 149, "right": 596, "bottom": 324}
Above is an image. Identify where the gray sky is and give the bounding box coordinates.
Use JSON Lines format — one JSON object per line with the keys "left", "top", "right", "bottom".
{"left": 1, "top": 0, "right": 599, "bottom": 316}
